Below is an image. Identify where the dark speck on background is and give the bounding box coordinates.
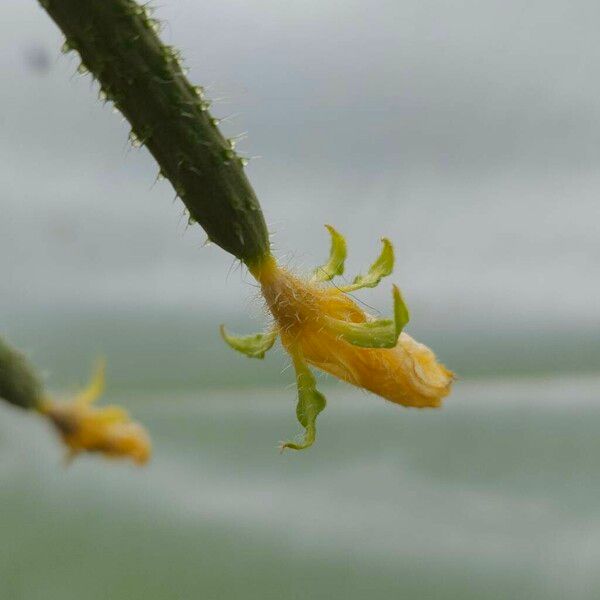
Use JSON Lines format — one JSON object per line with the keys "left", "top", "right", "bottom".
{"left": 23, "top": 44, "right": 52, "bottom": 74}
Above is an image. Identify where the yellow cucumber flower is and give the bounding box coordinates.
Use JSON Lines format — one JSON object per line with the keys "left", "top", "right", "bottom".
{"left": 40, "top": 361, "right": 151, "bottom": 465}
{"left": 222, "top": 226, "right": 454, "bottom": 451}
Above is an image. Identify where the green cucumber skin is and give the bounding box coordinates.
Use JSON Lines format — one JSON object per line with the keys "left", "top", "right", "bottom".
{"left": 39, "top": 0, "right": 270, "bottom": 264}
{"left": 0, "top": 337, "right": 43, "bottom": 410}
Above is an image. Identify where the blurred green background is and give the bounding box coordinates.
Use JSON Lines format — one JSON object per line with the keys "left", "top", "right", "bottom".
{"left": 2, "top": 0, "right": 600, "bottom": 598}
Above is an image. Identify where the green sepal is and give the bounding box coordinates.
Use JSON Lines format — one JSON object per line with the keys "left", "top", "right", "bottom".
{"left": 323, "top": 285, "right": 409, "bottom": 348}
{"left": 281, "top": 354, "right": 326, "bottom": 451}
{"left": 219, "top": 325, "right": 277, "bottom": 359}
{"left": 391, "top": 285, "right": 410, "bottom": 337}
{"left": 342, "top": 238, "right": 394, "bottom": 292}
{"left": 312, "top": 225, "right": 347, "bottom": 282}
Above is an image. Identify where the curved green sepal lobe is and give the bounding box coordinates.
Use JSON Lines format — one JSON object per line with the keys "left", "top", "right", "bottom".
{"left": 392, "top": 285, "right": 410, "bottom": 337}
{"left": 342, "top": 238, "right": 394, "bottom": 292}
{"left": 280, "top": 352, "right": 326, "bottom": 451}
{"left": 323, "top": 285, "right": 409, "bottom": 349}
{"left": 220, "top": 325, "right": 277, "bottom": 359}
{"left": 313, "top": 225, "right": 347, "bottom": 282}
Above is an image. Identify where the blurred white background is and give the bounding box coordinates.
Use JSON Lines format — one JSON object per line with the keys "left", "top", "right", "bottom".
{"left": 2, "top": 0, "right": 598, "bottom": 337}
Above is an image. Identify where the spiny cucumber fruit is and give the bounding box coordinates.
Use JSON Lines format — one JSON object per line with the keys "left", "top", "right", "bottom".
{"left": 39, "top": 0, "right": 271, "bottom": 265}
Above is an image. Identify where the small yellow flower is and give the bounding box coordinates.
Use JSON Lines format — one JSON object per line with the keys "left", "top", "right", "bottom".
{"left": 222, "top": 226, "right": 454, "bottom": 450}
{"left": 39, "top": 361, "right": 151, "bottom": 465}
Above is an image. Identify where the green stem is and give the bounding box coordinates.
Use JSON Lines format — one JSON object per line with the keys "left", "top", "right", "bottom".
{"left": 38, "top": 0, "right": 271, "bottom": 265}
{"left": 0, "top": 336, "right": 43, "bottom": 410}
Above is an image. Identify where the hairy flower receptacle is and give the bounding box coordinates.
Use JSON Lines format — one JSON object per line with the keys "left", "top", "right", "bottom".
{"left": 257, "top": 258, "right": 453, "bottom": 409}
{"left": 226, "top": 227, "right": 454, "bottom": 450}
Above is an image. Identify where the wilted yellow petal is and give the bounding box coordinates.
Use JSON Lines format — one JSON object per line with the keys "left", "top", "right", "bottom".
{"left": 253, "top": 248, "right": 452, "bottom": 411}
{"left": 39, "top": 362, "right": 151, "bottom": 465}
